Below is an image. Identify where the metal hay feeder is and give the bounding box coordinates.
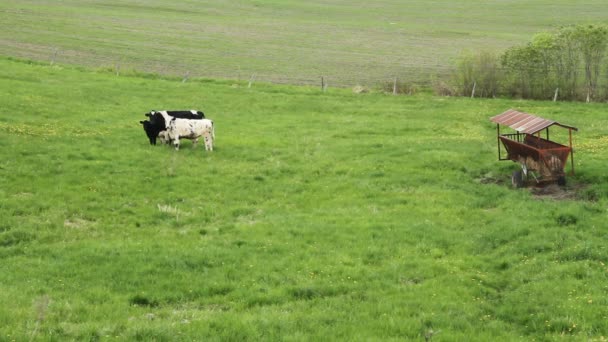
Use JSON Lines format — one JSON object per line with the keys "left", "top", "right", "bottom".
{"left": 490, "top": 109, "right": 578, "bottom": 188}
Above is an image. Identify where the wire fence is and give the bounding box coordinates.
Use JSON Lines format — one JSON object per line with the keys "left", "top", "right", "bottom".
{"left": 10, "top": 46, "right": 608, "bottom": 102}
{"left": 4, "top": 46, "right": 455, "bottom": 91}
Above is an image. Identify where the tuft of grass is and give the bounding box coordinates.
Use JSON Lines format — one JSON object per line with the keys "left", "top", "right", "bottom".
{"left": 129, "top": 295, "right": 159, "bottom": 308}
{"left": 0, "top": 230, "right": 34, "bottom": 247}
{"left": 556, "top": 213, "right": 578, "bottom": 226}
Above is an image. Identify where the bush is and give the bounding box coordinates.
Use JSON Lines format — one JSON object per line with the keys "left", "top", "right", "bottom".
{"left": 432, "top": 79, "right": 457, "bottom": 96}
{"left": 447, "top": 24, "right": 608, "bottom": 102}
{"left": 380, "top": 79, "right": 418, "bottom": 95}
{"left": 453, "top": 51, "right": 500, "bottom": 98}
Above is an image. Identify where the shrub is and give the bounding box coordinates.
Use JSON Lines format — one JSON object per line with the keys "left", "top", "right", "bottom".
{"left": 453, "top": 51, "right": 500, "bottom": 98}
{"left": 380, "top": 79, "right": 418, "bottom": 95}
{"left": 447, "top": 24, "right": 608, "bottom": 102}
{"left": 432, "top": 79, "right": 457, "bottom": 96}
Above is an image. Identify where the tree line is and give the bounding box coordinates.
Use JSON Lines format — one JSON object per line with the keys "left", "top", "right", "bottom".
{"left": 451, "top": 24, "right": 608, "bottom": 102}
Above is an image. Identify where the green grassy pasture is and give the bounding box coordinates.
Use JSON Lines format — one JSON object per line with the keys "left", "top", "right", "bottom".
{"left": 1, "top": 57, "right": 608, "bottom": 340}
{"left": 2, "top": 1, "right": 608, "bottom": 86}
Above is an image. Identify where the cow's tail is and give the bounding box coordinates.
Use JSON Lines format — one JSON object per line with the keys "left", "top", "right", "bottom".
{"left": 211, "top": 120, "right": 215, "bottom": 139}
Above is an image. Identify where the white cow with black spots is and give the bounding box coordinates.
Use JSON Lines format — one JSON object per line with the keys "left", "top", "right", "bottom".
{"left": 167, "top": 117, "right": 215, "bottom": 151}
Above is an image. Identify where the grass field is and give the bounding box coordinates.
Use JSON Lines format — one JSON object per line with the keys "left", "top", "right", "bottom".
{"left": 2, "top": 1, "right": 608, "bottom": 86}
{"left": 1, "top": 57, "right": 608, "bottom": 340}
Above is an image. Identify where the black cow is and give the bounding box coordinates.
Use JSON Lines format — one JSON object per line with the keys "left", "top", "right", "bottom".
{"left": 140, "top": 110, "right": 205, "bottom": 145}
{"left": 139, "top": 120, "right": 162, "bottom": 145}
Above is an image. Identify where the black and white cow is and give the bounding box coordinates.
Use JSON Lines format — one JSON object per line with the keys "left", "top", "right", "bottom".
{"left": 145, "top": 110, "right": 205, "bottom": 120}
{"left": 167, "top": 117, "right": 215, "bottom": 151}
{"left": 140, "top": 110, "right": 205, "bottom": 145}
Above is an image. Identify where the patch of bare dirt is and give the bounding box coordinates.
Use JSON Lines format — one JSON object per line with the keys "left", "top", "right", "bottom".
{"left": 64, "top": 218, "right": 95, "bottom": 229}
{"left": 476, "top": 174, "right": 505, "bottom": 185}
{"left": 529, "top": 183, "right": 585, "bottom": 201}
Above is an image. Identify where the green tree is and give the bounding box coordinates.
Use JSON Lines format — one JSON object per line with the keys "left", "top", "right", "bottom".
{"left": 501, "top": 44, "right": 537, "bottom": 98}
{"left": 451, "top": 23, "right": 608, "bottom": 102}
{"left": 529, "top": 32, "right": 559, "bottom": 98}
{"left": 501, "top": 34, "right": 560, "bottom": 100}
{"left": 554, "top": 26, "right": 581, "bottom": 100}
{"left": 569, "top": 24, "right": 608, "bottom": 101}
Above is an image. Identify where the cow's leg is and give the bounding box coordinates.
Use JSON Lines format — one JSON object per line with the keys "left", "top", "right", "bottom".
{"left": 204, "top": 133, "right": 213, "bottom": 151}
{"left": 173, "top": 138, "right": 180, "bottom": 151}
{"left": 192, "top": 138, "right": 198, "bottom": 148}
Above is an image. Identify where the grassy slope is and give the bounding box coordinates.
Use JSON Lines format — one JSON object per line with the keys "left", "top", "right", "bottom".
{"left": 2, "top": 1, "right": 608, "bottom": 86}
{"left": 1, "top": 58, "right": 608, "bottom": 340}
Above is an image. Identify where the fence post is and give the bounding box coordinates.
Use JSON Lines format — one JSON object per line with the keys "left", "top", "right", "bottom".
{"left": 115, "top": 63, "right": 120, "bottom": 76}
{"left": 182, "top": 71, "right": 190, "bottom": 83}
{"left": 320, "top": 77, "right": 328, "bottom": 92}
{"left": 393, "top": 77, "right": 397, "bottom": 95}
{"left": 553, "top": 88, "right": 559, "bottom": 102}
{"left": 248, "top": 73, "right": 256, "bottom": 88}
{"left": 471, "top": 81, "right": 476, "bottom": 98}
{"left": 50, "top": 48, "right": 58, "bottom": 65}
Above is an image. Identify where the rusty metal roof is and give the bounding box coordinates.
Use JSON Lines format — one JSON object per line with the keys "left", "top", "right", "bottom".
{"left": 490, "top": 109, "right": 578, "bottom": 134}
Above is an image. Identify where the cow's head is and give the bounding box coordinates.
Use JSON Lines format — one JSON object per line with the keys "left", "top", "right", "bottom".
{"left": 144, "top": 110, "right": 157, "bottom": 118}
{"left": 140, "top": 120, "right": 159, "bottom": 145}
{"left": 148, "top": 112, "right": 166, "bottom": 128}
